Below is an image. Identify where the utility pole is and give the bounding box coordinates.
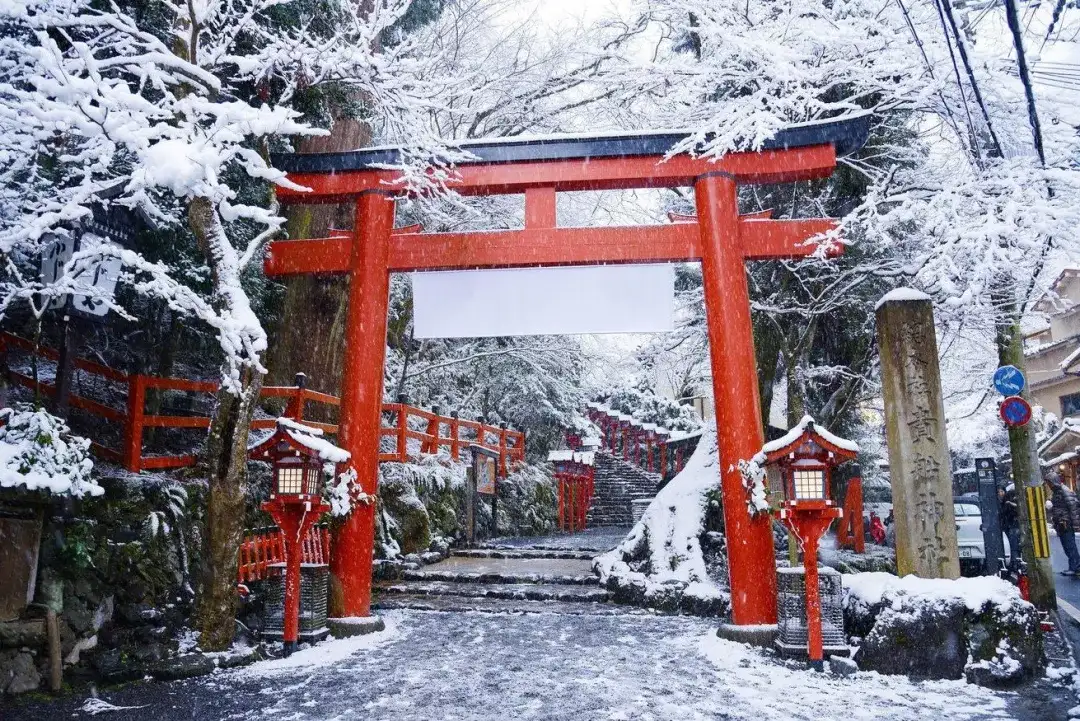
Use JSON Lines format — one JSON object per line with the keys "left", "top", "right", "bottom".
{"left": 997, "top": 308, "right": 1056, "bottom": 609}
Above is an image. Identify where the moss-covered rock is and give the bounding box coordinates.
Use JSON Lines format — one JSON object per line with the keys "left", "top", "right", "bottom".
{"left": 845, "top": 572, "right": 1045, "bottom": 686}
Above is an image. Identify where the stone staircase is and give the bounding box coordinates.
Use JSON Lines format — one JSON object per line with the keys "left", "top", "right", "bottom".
{"left": 372, "top": 541, "right": 644, "bottom": 616}
{"left": 587, "top": 452, "right": 661, "bottom": 527}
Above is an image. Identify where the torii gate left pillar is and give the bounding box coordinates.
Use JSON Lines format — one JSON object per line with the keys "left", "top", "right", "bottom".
{"left": 329, "top": 190, "right": 396, "bottom": 616}
{"left": 267, "top": 118, "right": 868, "bottom": 624}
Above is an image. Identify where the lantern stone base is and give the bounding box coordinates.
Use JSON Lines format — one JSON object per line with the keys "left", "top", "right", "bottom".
{"left": 328, "top": 615, "right": 386, "bottom": 639}
{"left": 715, "top": 623, "right": 777, "bottom": 648}
{"left": 775, "top": 640, "right": 851, "bottom": 659}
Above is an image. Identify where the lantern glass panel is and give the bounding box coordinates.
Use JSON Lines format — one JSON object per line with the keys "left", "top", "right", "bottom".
{"left": 304, "top": 466, "right": 322, "bottom": 496}
{"left": 277, "top": 466, "right": 304, "bottom": 495}
{"left": 792, "top": 468, "right": 826, "bottom": 500}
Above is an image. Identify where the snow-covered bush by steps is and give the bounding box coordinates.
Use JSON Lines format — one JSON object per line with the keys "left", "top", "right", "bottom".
{"left": 595, "top": 429, "right": 729, "bottom": 616}
{"left": 494, "top": 463, "right": 557, "bottom": 538}
{"left": 0, "top": 404, "right": 100, "bottom": 497}
{"left": 598, "top": 386, "right": 703, "bottom": 434}
{"left": 375, "top": 455, "right": 557, "bottom": 559}
{"left": 844, "top": 572, "right": 1044, "bottom": 686}
{"left": 376, "top": 454, "right": 467, "bottom": 559}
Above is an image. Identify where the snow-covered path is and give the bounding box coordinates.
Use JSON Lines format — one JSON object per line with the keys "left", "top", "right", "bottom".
{"left": 8, "top": 609, "right": 1031, "bottom": 721}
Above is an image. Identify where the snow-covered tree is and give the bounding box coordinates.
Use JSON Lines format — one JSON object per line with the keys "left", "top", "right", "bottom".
{"left": 0, "top": 0, "right": 461, "bottom": 650}
{"left": 601, "top": 0, "right": 1080, "bottom": 606}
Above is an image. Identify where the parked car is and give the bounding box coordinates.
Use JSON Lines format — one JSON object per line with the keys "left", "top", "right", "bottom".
{"left": 955, "top": 502, "right": 1010, "bottom": 576}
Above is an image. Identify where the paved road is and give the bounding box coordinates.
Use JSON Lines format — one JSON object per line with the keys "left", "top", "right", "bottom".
{"left": 2, "top": 610, "right": 1028, "bottom": 721}
{"left": 1048, "top": 532, "right": 1080, "bottom": 612}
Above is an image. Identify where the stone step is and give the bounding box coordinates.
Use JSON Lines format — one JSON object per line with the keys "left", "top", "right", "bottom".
{"left": 401, "top": 569, "right": 599, "bottom": 586}
{"left": 374, "top": 580, "right": 611, "bottom": 603}
{"left": 450, "top": 549, "right": 595, "bottom": 561}
{"left": 475, "top": 543, "right": 610, "bottom": 553}
{"left": 372, "top": 594, "right": 651, "bottom": 616}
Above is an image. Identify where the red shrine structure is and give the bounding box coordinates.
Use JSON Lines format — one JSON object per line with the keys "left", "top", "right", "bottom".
{"left": 266, "top": 116, "right": 871, "bottom": 627}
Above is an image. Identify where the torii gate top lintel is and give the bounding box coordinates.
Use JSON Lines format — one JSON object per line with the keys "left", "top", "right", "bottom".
{"left": 271, "top": 114, "right": 871, "bottom": 201}
{"left": 279, "top": 115, "right": 870, "bottom": 628}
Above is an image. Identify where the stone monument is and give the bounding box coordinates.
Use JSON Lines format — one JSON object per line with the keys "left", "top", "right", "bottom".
{"left": 876, "top": 288, "right": 960, "bottom": 578}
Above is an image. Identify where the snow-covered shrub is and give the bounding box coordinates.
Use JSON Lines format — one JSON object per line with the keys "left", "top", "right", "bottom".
{"left": 595, "top": 429, "right": 730, "bottom": 616}
{"left": 494, "top": 462, "right": 556, "bottom": 537}
{"left": 375, "top": 453, "right": 467, "bottom": 558}
{"left": 0, "top": 404, "right": 100, "bottom": 497}
{"left": 599, "top": 386, "right": 703, "bottom": 433}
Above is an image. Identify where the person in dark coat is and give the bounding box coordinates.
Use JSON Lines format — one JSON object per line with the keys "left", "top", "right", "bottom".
{"left": 1046, "top": 471, "right": 1080, "bottom": 575}
{"left": 999, "top": 483, "right": 1020, "bottom": 565}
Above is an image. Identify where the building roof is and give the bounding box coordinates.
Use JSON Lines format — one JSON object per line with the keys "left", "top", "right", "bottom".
{"left": 1033, "top": 267, "right": 1080, "bottom": 314}
{"left": 1038, "top": 420, "right": 1080, "bottom": 458}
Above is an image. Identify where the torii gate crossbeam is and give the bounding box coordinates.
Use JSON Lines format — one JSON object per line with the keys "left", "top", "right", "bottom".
{"left": 267, "top": 115, "right": 871, "bottom": 627}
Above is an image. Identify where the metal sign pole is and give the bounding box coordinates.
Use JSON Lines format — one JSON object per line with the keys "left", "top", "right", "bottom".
{"left": 975, "top": 458, "right": 1004, "bottom": 574}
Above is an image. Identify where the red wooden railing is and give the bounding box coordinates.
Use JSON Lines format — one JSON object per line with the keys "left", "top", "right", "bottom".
{"left": 585, "top": 402, "right": 699, "bottom": 480}
{"left": 553, "top": 458, "right": 593, "bottom": 532}
{"left": 1, "top": 332, "right": 525, "bottom": 476}
{"left": 238, "top": 525, "right": 330, "bottom": 583}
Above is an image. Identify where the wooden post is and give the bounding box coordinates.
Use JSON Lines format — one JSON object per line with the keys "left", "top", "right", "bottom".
{"left": 498, "top": 422, "right": 508, "bottom": 478}
{"left": 450, "top": 411, "right": 461, "bottom": 460}
{"left": 123, "top": 374, "right": 146, "bottom": 473}
{"left": 659, "top": 438, "right": 668, "bottom": 480}
{"left": 557, "top": 472, "right": 565, "bottom": 531}
{"left": 46, "top": 610, "right": 61, "bottom": 692}
{"left": 465, "top": 465, "right": 476, "bottom": 545}
{"left": 423, "top": 405, "right": 440, "bottom": 455}
{"left": 397, "top": 403, "right": 408, "bottom": 463}
{"left": 285, "top": 372, "right": 306, "bottom": 421}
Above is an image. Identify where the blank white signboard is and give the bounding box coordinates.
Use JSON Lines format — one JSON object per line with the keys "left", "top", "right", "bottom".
{"left": 412, "top": 264, "right": 675, "bottom": 338}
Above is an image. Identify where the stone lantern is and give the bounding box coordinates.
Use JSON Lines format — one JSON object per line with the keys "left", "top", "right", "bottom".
{"left": 759, "top": 416, "right": 858, "bottom": 670}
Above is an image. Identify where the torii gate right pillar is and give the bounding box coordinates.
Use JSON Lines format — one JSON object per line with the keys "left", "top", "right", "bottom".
{"left": 695, "top": 172, "right": 777, "bottom": 625}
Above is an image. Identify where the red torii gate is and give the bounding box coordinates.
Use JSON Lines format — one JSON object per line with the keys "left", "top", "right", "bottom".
{"left": 266, "top": 117, "right": 870, "bottom": 627}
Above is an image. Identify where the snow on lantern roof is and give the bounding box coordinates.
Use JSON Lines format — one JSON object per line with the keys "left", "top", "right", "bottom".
{"left": 548, "top": 450, "right": 596, "bottom": 466}
{"left": 874, "top": 286, "right": 932, "bottom": 310}
{"left": 273, "top": 114, "right": 873, "bottom": 175}
{"left": 754, "top": 415, "right": 858, "bottom": 465}
{"left": 249, "top": 417, "right": 350, "bottom": 464}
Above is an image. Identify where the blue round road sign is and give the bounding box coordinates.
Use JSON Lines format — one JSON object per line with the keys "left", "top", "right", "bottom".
{"left": 999, "top": 395, "right": 1032, "bottom": 427}
{"left": 993, "top": 365, "right": 1026, "bottom": 396}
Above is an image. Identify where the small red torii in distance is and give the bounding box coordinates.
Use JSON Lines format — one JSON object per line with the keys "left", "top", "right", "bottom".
{"left": 265, "top": 117, "right": 870, "bottom": 627}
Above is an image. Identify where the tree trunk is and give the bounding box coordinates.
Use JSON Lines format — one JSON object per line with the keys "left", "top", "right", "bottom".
{"left": 186, "top": 195, "right": 268, "bottom": 650}
{"left": 996, "top": 301, "right": 1056, "bottom": 609}
{"left": 197, "top": 369, "right": 263, "bottom": 650}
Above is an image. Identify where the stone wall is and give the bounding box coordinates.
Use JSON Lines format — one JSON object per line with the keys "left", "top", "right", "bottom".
{"left": 1, "top": 475, "right": 203, "bottom": 695}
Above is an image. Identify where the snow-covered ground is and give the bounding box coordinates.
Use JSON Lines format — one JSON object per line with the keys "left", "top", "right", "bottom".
{"left": 7, "top": 609, "right": 1042, "bottom": 721}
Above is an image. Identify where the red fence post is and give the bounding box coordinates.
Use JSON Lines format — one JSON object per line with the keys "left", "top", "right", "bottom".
{"left": 557, "top": 472, "right": 565, "bottom": 532}
{"left": 498, "top": 422, "right": 508, "bottom": 478}
{"left": 423, "top": 406, "right": 440, "bottom": 455}
{"left": 397, "top": 404, "right": 408, "bottom": 462}
{"left": 450, "top": 411, "right": 461, "bottom": 460}
{"left": 285, "top": 372, "right": 306, "bottom": 421}
{"left": 123, "top": 375, "right": 146, "bottom": 473}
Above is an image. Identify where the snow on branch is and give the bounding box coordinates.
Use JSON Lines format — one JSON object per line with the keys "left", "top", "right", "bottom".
{"left": 0, "top": 0, "right": 472, "bottom": 393}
